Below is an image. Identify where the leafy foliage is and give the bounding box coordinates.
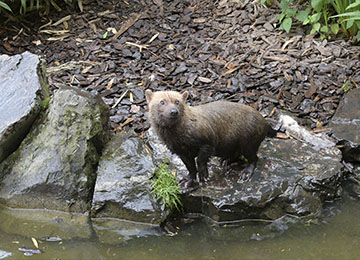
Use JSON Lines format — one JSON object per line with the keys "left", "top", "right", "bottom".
{"left": 151, "top": 160, "right": 182, "bottom": 211}
{"left": 276, "top": 0, "right": 360, "bottom": 41}
{"left": 0, "top": 1, "right": 12, "bottom": 12}
{"left": 331, "top": 0, "right": 360, "bottom": 39}
{"left": 0, "top": 0, "right": 83, "bottom": 15}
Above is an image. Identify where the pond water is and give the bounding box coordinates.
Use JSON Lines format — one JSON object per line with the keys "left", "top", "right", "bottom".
{"left": 0, "top": 194, "right": 359, "bottom": 260}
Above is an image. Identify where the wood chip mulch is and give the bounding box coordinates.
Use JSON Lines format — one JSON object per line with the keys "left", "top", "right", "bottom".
{"left": 1, "top": 0, "right": 359, "bottom": 135}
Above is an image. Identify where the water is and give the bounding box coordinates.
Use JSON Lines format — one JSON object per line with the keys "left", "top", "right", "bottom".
{"left": 0, "top": 196, "right": 359, "bottom": 260}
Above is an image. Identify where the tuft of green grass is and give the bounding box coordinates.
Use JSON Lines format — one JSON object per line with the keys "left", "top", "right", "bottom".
{"left": 0, "top": 1, "right": 12, "bottom": 12}
{"left": 151, "top": 161, "right": 182, "bottom": 211}
{"left": 0, "top": 0, "right": 83, "bottom": 15}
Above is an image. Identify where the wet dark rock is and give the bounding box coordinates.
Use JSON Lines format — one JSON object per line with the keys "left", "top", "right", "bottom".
{"left": 329, "top": 88, "right": 360, "bottom": 163}
{"left": 91, "top": 131, "right": 169, "bottom": 224}
{"left": 148, "top": 114, "right": 343, "bottom": 222}
{"left": 0, "top": 52, "right": 49, "bottom": 163}
{"left": 344, "top": 164, "right": 360, "bottom": 198}
{"left": 183, "top": 136, "right": 342, "bottom": 222}
{"left": 0, "top": 87, "right": 109, "bottom": 212}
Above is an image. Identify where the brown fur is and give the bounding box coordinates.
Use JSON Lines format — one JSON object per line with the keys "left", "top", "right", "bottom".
{"left": 145, "top": 89, "right": 273, "bottom": 187}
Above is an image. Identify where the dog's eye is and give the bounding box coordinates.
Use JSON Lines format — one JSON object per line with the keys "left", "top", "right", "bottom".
{"left": 175, "top": 100, "right": 180, "bottom": 105}
{"left": 160, "top": 100, "right": 165, "bottom": 105}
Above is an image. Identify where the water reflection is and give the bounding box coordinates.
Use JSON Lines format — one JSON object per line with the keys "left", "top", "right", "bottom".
{"left": 0, "top": 195, "right": 359, "bottom": 260}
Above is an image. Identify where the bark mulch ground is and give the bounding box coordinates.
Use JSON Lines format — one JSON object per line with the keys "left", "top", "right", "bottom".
{"left": 1, "top": 0, "right": 359, "bottom": 135}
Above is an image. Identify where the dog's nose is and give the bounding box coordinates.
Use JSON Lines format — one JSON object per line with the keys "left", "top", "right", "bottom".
{"left": 170, "top": 109, "right": 178, "bottom": 117}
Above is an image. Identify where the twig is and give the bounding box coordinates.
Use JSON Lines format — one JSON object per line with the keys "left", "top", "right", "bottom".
{"left": 351, "top": 78, "right": 359, "bottom": 88}
{"left": 126, "top": 42, "right": 149, "bottom": 52}
{"left": 112, "top": 89, "right": 129, "bottom": 108}
{"left": 311, "top": 128, "right": 331, "bottom": 134}
{"left": 108, "top": 13, "right": 143, "bottom": 42}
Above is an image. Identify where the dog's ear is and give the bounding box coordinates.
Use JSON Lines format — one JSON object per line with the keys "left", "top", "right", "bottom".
{"left": 145, "top": 89, "right": 153, "bottom": 103}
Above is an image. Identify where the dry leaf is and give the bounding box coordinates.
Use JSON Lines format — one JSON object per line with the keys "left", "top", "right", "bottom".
{"left": 315, "top": 120, "right": 323, "bottom": 128}
{"left": 220, "top": 67, "right": 238, "bottom": 78}
{"left": 78, "top": 0, "right": 83, "bottom": 12}
{"left": 283, "top": 71, "right": 292, "bottom": 81}
{"left": 47, "top": 34, "right": 71, "bottom": 41}
{"left": 82, "top": 66, "right": 92, "bottom": 74}
{"left": 31, "top": 237, "right": 39, "bottom": 249}
{"left": 106, "top": 78, "right": 115, "bottom": 90}
{"left": 3, "top": 42, "right": 14, "bottom": 52}
{"left": 40, "top": 29, "right": 70, "bottom": 35}
{"left": 32, "top": 40, "right": 42, "bottom": 46}
{"left": 149, "top": 32, "right": 159, "bottom": 43}
{"left": 269, "top": 107, "right": 277, "bottom": 117}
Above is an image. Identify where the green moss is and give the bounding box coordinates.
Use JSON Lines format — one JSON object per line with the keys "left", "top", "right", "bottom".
{"left": 41, "top": 97, "right": 50, "bottom": 110}
{"left": 151, "top": 161, "right": 182, "bottom": 211}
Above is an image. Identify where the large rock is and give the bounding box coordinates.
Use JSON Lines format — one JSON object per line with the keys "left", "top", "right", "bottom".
{"left": 329, "top": 88, "right": 360, "bottom": 162}
{"left": 91, "top": 131, "right": 168, "bottom": 224}
{"left": 148, "top": 115, "right": 344, "bottom": 222}
{"left": 0, "top": 52, "right": 49, "bottom": 163}
{"left": 0, "top": 87, "right": 109, "bottom": 213}
{"left": 183, "top": 137, "right": 343, "bottom": 221}
{"left": 328, "top": 88, "right": 360, "bottom": 198}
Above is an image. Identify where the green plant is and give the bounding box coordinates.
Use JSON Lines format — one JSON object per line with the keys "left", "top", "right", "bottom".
{"left": 331, "top": 0, "right": 360, "bottom": 40}
{"left": 278, "top": 0, "right": 297, "bottom": 33}
{"left": 0, "top": 0, "right": 83, "bottom": 15}
{"left": 151, "top": 160, "right": 182, "bottom": 211}
{"left": 260, "top": 0, "right": 273, "bottom": 7}
{"left": 0, "top": 1, "right": 12, "bottom": 12}
{"left": 302, "top": 0, "right": 340, "bottom": 39}
{"left": 41, "top": 96, "right": 51, "bottom": 110}
{"left": 339, "top": 80, "right": 353, "bottom": 92}
{"left": 277, "top": 0, "right": 360, "bottom": 41}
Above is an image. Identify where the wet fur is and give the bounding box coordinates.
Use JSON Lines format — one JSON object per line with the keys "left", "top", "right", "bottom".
{"left": 146, "top": 90, "right": 272, "bottom": 187}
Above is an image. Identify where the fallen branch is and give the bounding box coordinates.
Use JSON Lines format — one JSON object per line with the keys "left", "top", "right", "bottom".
{"left": 126, "top": 42, "right": 149, "bottom": 52}
{"left": 107, "top": 13, "right": 143, "bottom": 42}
